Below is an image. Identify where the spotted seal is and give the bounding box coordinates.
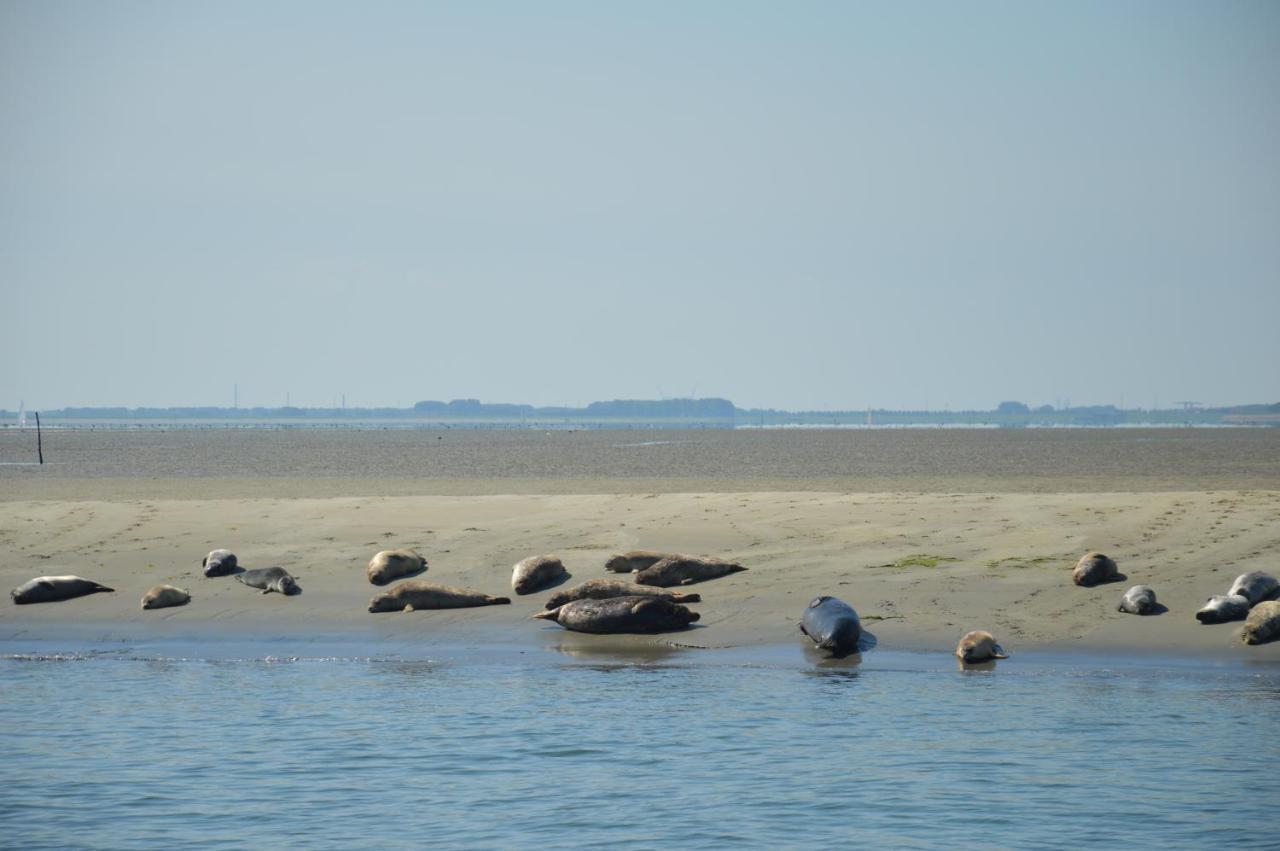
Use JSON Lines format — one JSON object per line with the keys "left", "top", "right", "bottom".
{"left": 1118, "top": 585, "right": 1157, "bottom": 615}
{"left": 201, "top": 549, "right": 238, "bottom": 577}
{"left": 368, "top": 582, "right": 511, "bottom": 613}
{"left": 633, "top": 555, "right": 746, "bottom": 588}
{"left": 1241, "top": 601, "right": 1280, "bottom": 646}
{"left": 367, "top": 549, "right": 428, "bottom": 586}
{"left": 534, "top": 595, "right": 700, "bottom": 634}
{"left": 1227, "top": 571, "right": 1279, "bottom": 606}
{"left": 141, "top": 585, "right": 191, "bottom": 610}
{"left": 11, "top": 575, "right": 115, "bottom": 605}
{"left": 511, "top": 555, "right": 568, "bottom": 595}
{"left": 604, "top": 550, "right": 672, "bottom": 574}
{"left": 955, "top": 630, "right": 1008, "bottom": 663}
{"left": 799, "top": 595, "right": 862, "bottom": 657}
{"left": 1195, "top": 594, "right": 1250, "bottom": 624}
{"left": 235, "top": 566, "right": 300, "bottom": 595}
{"left": 545, "top": 579, "right": 700, "bottom": 610}
{"left": 1072, "top": 552, "right": 1119, "bottom": 587}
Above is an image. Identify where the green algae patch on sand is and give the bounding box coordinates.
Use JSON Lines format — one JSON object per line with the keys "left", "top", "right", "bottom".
{"left": 984, "top": 555, "right": 1062, "bottom": 570}
{"left": 873, "top": 554, "right": 961, "bottom": 569}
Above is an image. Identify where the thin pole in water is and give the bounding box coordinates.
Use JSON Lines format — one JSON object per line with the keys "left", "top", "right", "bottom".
{"left": 35, "top": 411, "right": 43, "bottom": 464}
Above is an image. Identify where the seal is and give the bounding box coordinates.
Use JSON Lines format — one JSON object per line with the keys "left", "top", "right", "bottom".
{"left": 141, "top": 584, "right": 191, "bottom": 610}
{"left": 955, "top": 630, "right": 1008, "bottom": 663}
{"left": 511, "top": 555, "right": 568, "bottom": 595}
{"left": 369, "top": 581, "right": 511, "bottom": 613}
{"left": 1072, "top": 552, "right": 1119, "bottom": 587}
{"left": 604, "top": 550, "right": 672, "bottom": 574}
{"left": 202, "top": 549, "right": 238, "bottom": 577}
{"left": 633, "top": 555, "right": 746, "bottom": 587}
{"left": 235, "top": 566, "right": 300, "bottom": 595}
{"left": 1118, "top": 585, "right": 1157, "bottom": 615}
{"left": 545, "top": 579, "right": 700, "bottom": 610}
{"left": 367, "top": 549, "right": 427, "bottom": 586}
{"left": 1227, "top": 571, "right": 1279, "bottom": 606}
{"left": 11, "top": 575, "right": 115, "bottom": 605}
{"left": 534, "top": 595, "right": 700, "bottom": 634}
{"left": 799, "top": 595, "right": 862, "bottom": 657}
{"left": 1241, "top": 601, "right": 1280, "bottom": 646}
{"left": 1195, "top": 594, "right": 1250, "bottom": 624}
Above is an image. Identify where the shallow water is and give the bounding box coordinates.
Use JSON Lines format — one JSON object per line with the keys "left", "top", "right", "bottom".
{"left": 2, "top": 645, "right": 1277, "bottom": 849}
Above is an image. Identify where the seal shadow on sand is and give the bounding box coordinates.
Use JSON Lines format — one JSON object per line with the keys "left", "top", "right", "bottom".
{"left": 534, "top": 571, "right": 573, "bottom": 593}
{"left": 1142, "top": 603, "right": 1170, "bottom": 616}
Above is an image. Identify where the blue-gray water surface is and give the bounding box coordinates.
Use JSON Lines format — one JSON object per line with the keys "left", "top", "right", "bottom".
{"left": 1, "top": 646, "right": 1277, "bottom": 850}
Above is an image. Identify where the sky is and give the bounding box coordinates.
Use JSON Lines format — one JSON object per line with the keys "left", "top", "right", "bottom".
{"left": 2, "top": 1, "right": 1277, "bottom": 411}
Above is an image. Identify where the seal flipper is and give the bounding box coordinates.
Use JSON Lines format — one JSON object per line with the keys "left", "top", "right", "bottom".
{"left": 680, "top": 578, "right": 696, "bottom": 586}
{"left": 992, "top": 644, "right": 1009, "bottom": 659}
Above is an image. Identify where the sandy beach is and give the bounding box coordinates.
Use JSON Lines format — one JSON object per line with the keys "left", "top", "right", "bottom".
{"left": 4, "top": 486, "right": 1278, "bottom": 659}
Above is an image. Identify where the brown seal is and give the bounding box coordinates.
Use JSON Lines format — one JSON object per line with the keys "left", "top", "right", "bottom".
{"left": 545, "top": 579, "right": 700, "bottom": 610}
{"left": 955, "top": 630, "right": 1008, "bottom": 663}
{"left": 367, "top": 549, "right": 428, "bottom": 586}
{"left": 11, "top": 575, "right": 115, "bottom": 605}
{"left": 369, "top": 581, "right": 511, "bottom": 613}
{"left": 534, "top": 595, "right": 700, "bottom": 633}
{"left": 1072, "top": 552, "right": 1118, "bottom": 587}
{"left": 1241, "top": 600, "right": 1280, "bottom": 646}
{"left": 604, "top": 551, "right": 672, "bottom": 574}
{"left": 511, "top": 555, "right": 568, "bottom": 595}
{"left": 141, "top": 585, "right": 191, "bottom": 610}
{"left": 633, "top": 555, "right": 746, "bottom": 587}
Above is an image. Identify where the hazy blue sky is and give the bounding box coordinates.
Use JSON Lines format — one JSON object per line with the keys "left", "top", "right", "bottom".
{"left": 2, "top": 1, "right": 1277, "bottom": 411}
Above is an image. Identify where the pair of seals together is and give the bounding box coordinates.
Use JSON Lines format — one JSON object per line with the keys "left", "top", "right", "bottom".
{"left": 1196, "top": 571, "right": 1279, "bottom": 624}
{"left": 535, "top": 596, "right": 700, "bottom": 633}
{"left": 606, "top": 551, "right": 747, "bottom": 587}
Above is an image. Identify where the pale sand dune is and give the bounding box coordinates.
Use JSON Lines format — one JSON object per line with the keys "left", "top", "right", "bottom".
{"left": 2, "top": 490, "right": 1279, "bottom": 659}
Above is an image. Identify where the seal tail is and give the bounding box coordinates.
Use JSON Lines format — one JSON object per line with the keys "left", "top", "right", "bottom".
{"left": 992, "top": 645, "right": 1009, "bottom": 659}
{"left": 491, "top": 597, "right": 512, "bottom": 605}
{"left": 532, "top": 609, "right": 558, "bottom": 621}
{"left": 93, "top": 584, "right": 116, "bottom": 593}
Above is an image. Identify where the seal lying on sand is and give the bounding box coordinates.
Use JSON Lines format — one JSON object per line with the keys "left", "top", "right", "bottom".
{"left": 1241, "top": 601, "right": 1280, "bottom": 646}
{"left": 1195, "top": 594, "right": 1250, "bottom": 624}
{"left": 545, "top": 579, "right": 700, "bottom": 610}
{"left": 799, "top": 596, "right": 862, "bottom": 657}
{"left": 141, "top": 585, "right": 191, "bottom": 610}
{"left": 1118, "top": 585, "right": 1157, "bottom": 615}
{"left": 604, "top": 551, "right": 671, "bottom": 574}
{"left": 1072, "top": 552, "right": 1119, "bottom": 587}
{"left": 1227, "top": 571, "right": 1279, "bottom": 606}
{"left": 534, "top": 596, "right": 700, "bottom": 634}
{"left": 369, "top": 581, "right": 511, "bottom": 613}
{"left": 512, "top": 555, "right": 567, "bottom": 595}
{"left": 235, "top": 566, "right": 300, "bottom": 595}
{"left": 11, "top": 575, "right": 115, "bottom": 605}
{"left": 202, "top": 549, "right": 238, "bottom": 577}
{"left": 633, "top": 555, "right": 746, "bottom": 587}
{"left": 955, "top": 630, "right": 1008, "bottom": 663}
{"left": 367, "top": 549, "right": 427, "bottom": 586}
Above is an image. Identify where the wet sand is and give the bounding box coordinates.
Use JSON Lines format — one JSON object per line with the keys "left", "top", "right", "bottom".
{"left": 4, "top": 489, "right": 1279, "bottom": 659}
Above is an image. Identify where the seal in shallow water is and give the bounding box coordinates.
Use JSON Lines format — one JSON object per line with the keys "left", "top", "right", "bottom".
{"left": 1195, "top": 594, "right": 1250, "bottom": 624}
{"left": 955, "top": 630, "right": 1008, "bottom": 663}
{"left": 11, "top": 575, "right": 115, "bottom": 605}
{"left": 142, "top": 585, "right": 191, "bottom": 610}
{"left": 512, "top": 555, "right": 567, "bottom": 595}
{"left": 799, "top": 596, "right": 862, "bottom": 657}
{"left": 202, "top": 549, "right": 238, "bottom": 577}
{"left": 1227, "top": 571, "right": 1279, "bottom": 606}
{"left": 1072, "top": 552, "right": 1119, "bottom": 587}
{"left": 1241, "top": 601, "right": 1280, "bottom": 646}
{"left": 235, "top": 566, "right": 300, "bottom": 595}
{"left": 604, "top": 551, "right": 672, "bottom": 574}
{"left": 1118, "top": 585, "right": 1157, "bottom": 615}
{"left": 368, "top": 581, "right": 510, "bottom": 613}
{"left": 367, "top": 549, "right": 427, "bottom": 586}
{"left": 534, "top": 596, "right": 700, "bottom": 633}
{"left": 633, "top": 555, "right": 746, "bottom": 587}
{"left": 545, "top": 579, "right": 700, "bottom": 610}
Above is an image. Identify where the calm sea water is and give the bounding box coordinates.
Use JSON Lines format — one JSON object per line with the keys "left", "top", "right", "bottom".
{"left": 2, "top": 644, "right": 1277, "bottom": 849}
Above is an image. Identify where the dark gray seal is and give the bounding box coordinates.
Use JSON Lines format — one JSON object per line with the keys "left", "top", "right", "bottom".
{"left": 511, "top": 555, "right": 568, "bottom": 595}
{"left": 141, "top": 584, "right": 191, "bottom": 610}
{"left": 202, "top": 549, "right": 238, "bottom": 577}
{"left": 1118, "top": 585, "right": 1157, "bottom": 615}
{"left": 368, "top": 582, "right": 510, "bottom": 613}
{"left": 1073, "top": 552, "right": 1119, "bottom": 587}
{"left": 1195, "top": 594, "right": 1250, "bottom": 624}
{"left": 534, "top": 596, "right": 700, "bottom": 634}
{"left": 633, "top": 555, "right": 746, "bottom": 587}
{"left": 367, "top": 549, "right": 427, "bottom": 586}
{"left": 604, "top": 550, "right": 672, "bottom": 574}
{"left": 799, "top": 595, "right": 862, "bottom": 657}
{"left": 1241, "top": 601, "right": 1280, "bottom": 646}
{"left": 1227, "top": 571, "right": 1279, "bottom": 606}
{"left": 11, "top": 575, "right": 115, "bottom": 605}
{"left": 955, "top": 630, "right": 1008, "bottom": 663}
{"left": 545, "top": 579, "right": 700, "bottom": 610}
{"left": 235, "top": 566, "right": 299, "bottom": 595}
